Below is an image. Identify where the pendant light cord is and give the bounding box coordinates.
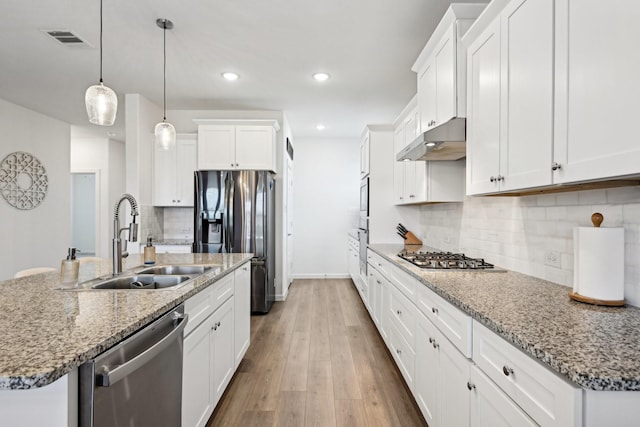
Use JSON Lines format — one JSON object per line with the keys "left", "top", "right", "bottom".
{"left": 99, "top": 0, "right": 103, "bottom": 83}
{"left": 163, "top": 21, "right": 167, "bottom": 121}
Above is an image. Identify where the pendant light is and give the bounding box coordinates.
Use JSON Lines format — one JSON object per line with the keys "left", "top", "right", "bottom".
{"left": 155, "top": 18, "right": 176, "bottom": 150}
{"left": 85, "top": 0, "right": 117, "bottom": 126}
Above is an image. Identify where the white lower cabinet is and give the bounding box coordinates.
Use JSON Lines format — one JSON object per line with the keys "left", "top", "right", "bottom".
{"left": 234, "top": 264, "right": 251, "bottom": 368}
{"left": 363, "top": 250, "right": 585, "bottom": 427}
{"left": 469, "top": 365, "right": 537, "bottom": 427}
{"left": 415, "top": 311, "right": 471, "bottom": 427}
{"left": 183, "top": 313, "right": 215, "bottom": 427}
{"left": 212, "top": 298, "right": 235, "bottom": 400}
{"left": 182, "top": 264, "right": 251, "bottom": 427}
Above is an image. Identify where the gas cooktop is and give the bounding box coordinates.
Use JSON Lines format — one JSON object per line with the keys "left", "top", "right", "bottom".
{"left": 398, "top": 250, "right": 504, "bottom": 271}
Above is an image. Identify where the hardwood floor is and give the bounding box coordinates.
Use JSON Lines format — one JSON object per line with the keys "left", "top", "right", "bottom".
{"left": 207, "top": 279, "right": 427, "bottom": 427}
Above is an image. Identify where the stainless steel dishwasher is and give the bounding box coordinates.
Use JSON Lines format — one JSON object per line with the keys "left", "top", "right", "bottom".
{"left": 79, "top": 304, "right": 188, "bottom": 427}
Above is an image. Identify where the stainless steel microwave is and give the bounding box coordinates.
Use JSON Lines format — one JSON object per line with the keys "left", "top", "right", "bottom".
{"left": 360, "top": 177, "right": 369, "bottom": 216}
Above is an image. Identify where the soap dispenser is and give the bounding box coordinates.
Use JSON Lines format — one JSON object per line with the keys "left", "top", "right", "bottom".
{"left": 144, "top": 237, "right": 156, "bottom": 265}
{"left": 59, "top": 248, "right": 79, "bottom": 288}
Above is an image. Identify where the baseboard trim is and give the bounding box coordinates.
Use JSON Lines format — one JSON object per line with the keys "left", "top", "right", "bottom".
{"left": 292, "top": 273, "right": 350, "bottom": 279}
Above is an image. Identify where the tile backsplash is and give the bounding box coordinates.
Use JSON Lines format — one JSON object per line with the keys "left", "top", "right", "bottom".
{"left": 140, "top": 205, "right": 164, "bottom": 242}
{"left": 419, "top": 186, "right": 640, "bottom": 307}
{"left": 163, "top": 208, "right": 193, "bottom": 240}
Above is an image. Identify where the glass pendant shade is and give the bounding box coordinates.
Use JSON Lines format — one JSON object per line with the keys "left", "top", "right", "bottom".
{"left": 155, "top": 120, "right": 176, "bottom": 150}
{"left": 85, "top": 82, "right": 117, "bottom": 126}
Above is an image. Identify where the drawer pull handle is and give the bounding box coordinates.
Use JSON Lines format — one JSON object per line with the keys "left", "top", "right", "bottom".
{"left": 396, "top": 309, "right": 402, "bottom": 315}
{"left": 377, "top": 280, "right": 381, "bottom": 284}
{"left": 467, "top": 381, "right": 476, "bottom": 391}
{"left": 503, "top": 366, "right": 514, "bottom": 376}
{"left": 432, "top": 307, "right": 439, "bottom": 315}
{"left": 396, "top": 349, "right": 402, "bottom": 355}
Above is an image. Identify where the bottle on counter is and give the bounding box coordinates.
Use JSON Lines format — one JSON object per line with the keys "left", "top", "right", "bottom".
{"left": 144, "top": 236, "right": 156, "bottom": 265}
{"left": 59, "top": 247, "right": 79, "bottom": 288}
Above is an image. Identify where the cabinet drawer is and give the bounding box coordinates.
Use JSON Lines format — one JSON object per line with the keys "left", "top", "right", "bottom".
{"left": 473, "top": 320, "right": 581, "bottom": 427}
{"left": 367, "top": 249, "right": 417, "bottom": 300}
{"left": 389, "top": 284, "right": 417, "bottom": 351}
{"left": 416, "top": 283, "right": 472, "bottom": 357}
{"left": 390, "top": 321, "right": 415, "bottom": 392}
{"left": 211, "top": 273, "right": 234, "bottom": 308}
{"left": 184, "top": 286, "right": 214, "bottom": 336}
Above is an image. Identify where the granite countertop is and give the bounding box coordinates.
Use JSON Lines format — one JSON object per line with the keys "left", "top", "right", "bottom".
{"left": 369, "top": 243, "right": 640, "bottom": 392}
{"left": 0, "top": 253, "right": 252, "bottom": 390}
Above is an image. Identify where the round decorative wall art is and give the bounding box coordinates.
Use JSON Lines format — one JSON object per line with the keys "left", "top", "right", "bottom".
{"left": 0, "top": 151, "right": 48, "bottom": 210}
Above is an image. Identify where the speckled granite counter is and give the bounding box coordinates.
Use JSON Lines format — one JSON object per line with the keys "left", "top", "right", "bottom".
{"left": 369, "top": 243, "right": 640, "bottom": 391}
{"left": 0, "top": 253, "right": 252, "bottom": 390}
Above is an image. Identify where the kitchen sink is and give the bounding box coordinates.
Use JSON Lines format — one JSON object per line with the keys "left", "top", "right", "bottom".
{"left": 89, "top": 274, "right": 192, "bottom": 290}
{"left": 136, "top": 265, "right": 214, "bottom": 276}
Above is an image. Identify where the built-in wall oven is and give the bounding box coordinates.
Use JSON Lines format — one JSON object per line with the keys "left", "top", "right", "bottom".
{"left": 358, "top": 178, "right": 369, "bottom": 277}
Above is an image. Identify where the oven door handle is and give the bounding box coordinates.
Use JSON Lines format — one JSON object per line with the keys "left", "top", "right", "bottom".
{"left": 96, "top": 313, "right": 189, "bottom": 387}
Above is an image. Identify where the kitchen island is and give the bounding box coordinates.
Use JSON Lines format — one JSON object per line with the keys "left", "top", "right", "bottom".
{"left": 367, "top": 243, "right": 640, "bottom": 426}
{"left": 0, "top": 253, "right": 252, "bottom": 426}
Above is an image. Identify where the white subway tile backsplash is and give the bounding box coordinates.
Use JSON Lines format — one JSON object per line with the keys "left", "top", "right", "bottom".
{"left": 577, "top": 189, "right": 607, "bottom": 205}
{"left": 420, "top": 187, "right": 640, "bottom": 307}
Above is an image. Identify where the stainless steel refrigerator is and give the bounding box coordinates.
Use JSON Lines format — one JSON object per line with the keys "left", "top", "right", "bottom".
{"left": 193, "top": 170, "right": 276, "bottom": 313}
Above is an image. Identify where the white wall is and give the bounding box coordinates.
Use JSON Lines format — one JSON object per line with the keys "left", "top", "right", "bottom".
{"left": 419, "top": 186, "right": 640, "bottom": 307}
{"left": 70, "top": 133, "right": 125, "bottom": 258}
{"left": 0, "top": 98, "right": 70, "bottom": 279}
{"left": 292, "top": 137, "right": 360, "bottom": 278}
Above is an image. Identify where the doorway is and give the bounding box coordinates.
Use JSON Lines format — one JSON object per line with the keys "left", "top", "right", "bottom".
{"left": 71, "top": 172, "right": 99, "bottom": 256}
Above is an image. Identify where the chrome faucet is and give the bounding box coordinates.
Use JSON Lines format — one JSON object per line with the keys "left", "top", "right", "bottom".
{"left": 112, "top": 193, "right": 139, "bottom": 275}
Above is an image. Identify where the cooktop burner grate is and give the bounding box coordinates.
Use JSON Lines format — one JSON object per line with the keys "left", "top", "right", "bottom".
{"left": 398, "top": 250, "right": 498, "bottom": 270}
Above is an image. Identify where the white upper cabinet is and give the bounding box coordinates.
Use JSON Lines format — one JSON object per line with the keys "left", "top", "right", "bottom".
{"left": 553, "top": 0, "right": 640, "bottom": 183}
{"left": 195, "top": 120, "right": 279, "bottom": 172}
{"left": 466, "top": 0, "right": 554, "bottom": 195}
{"left": 413, "top": 4, "right": 486, "bottom": 132}
{"left": 465, "top": 0, "right": 640, "bottom": 194}
{"left": 153, "top": 134, "right": 196, "bottom": 206}
{"left": 393, "top": 97, "right": 465, "bottom": 204}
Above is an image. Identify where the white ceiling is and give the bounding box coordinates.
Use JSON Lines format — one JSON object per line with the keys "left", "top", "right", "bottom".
{"left": 2, "top": 0, "right": 487, "bottom": 140}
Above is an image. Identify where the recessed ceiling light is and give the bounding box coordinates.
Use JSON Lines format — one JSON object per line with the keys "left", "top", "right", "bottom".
{"left": 312, "top": 72, "right": 330, "bottom": 82}
{"left": 222, "top": 72, "right": 239, "bottom": 81}
{"left": 316, "top": 124, "right": 326, "bottom": 131}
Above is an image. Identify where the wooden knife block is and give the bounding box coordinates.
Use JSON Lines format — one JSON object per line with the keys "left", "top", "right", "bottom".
{"left": 404, "top": 231, "right": 423, "bottom": 246}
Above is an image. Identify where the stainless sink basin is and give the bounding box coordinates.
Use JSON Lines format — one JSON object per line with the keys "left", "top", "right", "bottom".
{"left": 136, "top": 265, "right": 214, "bottom": 276}
{"left": 90, "top": 274, "right": 192, "bottom": 290}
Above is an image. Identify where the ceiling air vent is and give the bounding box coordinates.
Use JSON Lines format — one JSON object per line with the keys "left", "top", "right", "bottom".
{"left": 43, "top": 30, "right": 88, "bottom": 46}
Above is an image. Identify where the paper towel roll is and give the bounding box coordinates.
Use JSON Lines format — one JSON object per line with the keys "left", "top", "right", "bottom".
{"left": 573, "top": 227, "right": 624, "bottom": 301}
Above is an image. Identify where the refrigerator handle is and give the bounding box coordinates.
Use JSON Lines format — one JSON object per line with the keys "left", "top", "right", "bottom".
{"left": 226, "top": 174, "right": 234, "bottom": 252}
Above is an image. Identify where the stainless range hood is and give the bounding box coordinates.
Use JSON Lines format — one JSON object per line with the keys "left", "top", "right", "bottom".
{"left": 396, "top": 117, "right": 466, "bottom": 161}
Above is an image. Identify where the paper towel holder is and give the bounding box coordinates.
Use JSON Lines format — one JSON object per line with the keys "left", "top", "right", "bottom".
{"left": 569, "top": 212, "right": 625, "bottom": 307}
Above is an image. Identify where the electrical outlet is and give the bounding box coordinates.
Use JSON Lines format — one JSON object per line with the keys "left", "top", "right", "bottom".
{"left": 544, "top": 251, "right": 561, "bottom": 268}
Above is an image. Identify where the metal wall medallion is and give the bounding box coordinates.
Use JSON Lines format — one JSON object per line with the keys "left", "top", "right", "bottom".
{"left": 0, "top": 151, "right": 48, "bottom": 210}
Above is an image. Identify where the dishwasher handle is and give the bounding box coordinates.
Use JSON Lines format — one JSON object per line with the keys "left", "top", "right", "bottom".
{"left": 96, "top": 313, "right": 189, "bottom": 387}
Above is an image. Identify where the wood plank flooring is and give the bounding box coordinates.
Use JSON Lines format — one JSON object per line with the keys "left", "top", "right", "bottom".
{"left": 207, "top": 279, "right": 427, "bottom": 427}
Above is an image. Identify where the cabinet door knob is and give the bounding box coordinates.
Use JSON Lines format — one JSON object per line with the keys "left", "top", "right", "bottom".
{"left": 490, "top": 176, "right": 496, "bottom": 182}
{"left": 236, "top": 163, "right": 239, "bottom": 167}
{"left": 396, "top": 309, "right": 402, "bottom": 315}
{"left": 551, "top": 162, "right": 562, "bottom": 171}
{"left": 432, "top": 340, "right": 439, "bottom": 349}
{"left": 497, "top": 175, "right": 504, "bottom": 181}
{"left": 428, "top": 337, "right": 434, "bottom": 343}
{"left": 467, "top": 381, "right": 476, "bottom": 391}
{"left": 432, "top": 307, "right": 439, "bottom": 315}
{"left": 503, "top": 365, "right": 514, "bottom": 376}
{"left": 396, "top": 348, "right": 402, "bottom": 355}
